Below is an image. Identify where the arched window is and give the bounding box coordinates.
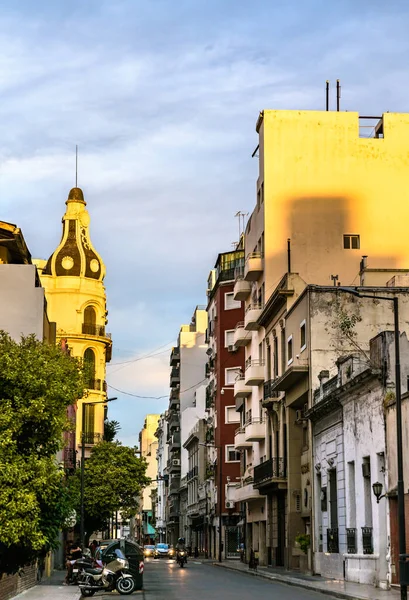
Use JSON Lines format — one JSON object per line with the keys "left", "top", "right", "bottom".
{"left": 84, "top": 348, "right": 97, "bottom": 389}
{"left": 83, "top": 306, "right": 96, "bottom": 335}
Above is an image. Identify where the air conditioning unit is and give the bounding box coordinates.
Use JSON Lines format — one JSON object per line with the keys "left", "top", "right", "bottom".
{"left": 228, "top": 344, "right": 237, "bottom": 353}
{"left": 225, "top": 500, "right": 235, "bottom": 509}
{"left": 362, "top": 462, "right": 371, "bottom": 478}
{"left": 295, "top": 406, "right": 308, "bottom": 422}
{"left": 172, "top": 459, "right": 181, "bottom": 466}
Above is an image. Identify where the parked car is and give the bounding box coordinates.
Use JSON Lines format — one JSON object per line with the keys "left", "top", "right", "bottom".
{"left": 154, "top": 543, "right": 170, "bottom": 558}
{"left": 144, "top": 545, "right": 155, "bottom": 558}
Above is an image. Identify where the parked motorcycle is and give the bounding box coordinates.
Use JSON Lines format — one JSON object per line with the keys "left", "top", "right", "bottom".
{"left": 177, "top": 550, "right": 187, "bottom": 568}
{"left": 66, "top": 549, "right": 94, "bottom": 585}
{"left": 78, "top": 549, "right": 136, "bottom": 596}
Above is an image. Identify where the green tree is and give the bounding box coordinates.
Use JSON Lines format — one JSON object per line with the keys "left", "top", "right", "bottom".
{"left": 68, "top": 442, "right": 149, "bottom": 542}
{"left": 0, "top": 332, "right": 86, "bottom": 574}
{"left": 104, "top": 418, "right": 121, "bottom": 442}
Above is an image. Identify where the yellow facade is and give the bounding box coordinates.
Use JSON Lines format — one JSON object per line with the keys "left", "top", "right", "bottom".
{"left": 34, "top": 187, "right": 112, "bottom": 456}
{"left": 139, "top": 414, "right": 160, "bottom": 512}
{"left": 248, "top": 110, "right": 409, "bottom": 292}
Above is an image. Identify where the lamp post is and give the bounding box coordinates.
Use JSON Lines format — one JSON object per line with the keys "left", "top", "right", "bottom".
{"left": 80, "top": 396, "right": 117, "bottom": 548}
{"left": 200, "top": 442, "right": 223, "bottom": 562}
{"left": 338, "top": 287, "right": 407, "bottom": 599}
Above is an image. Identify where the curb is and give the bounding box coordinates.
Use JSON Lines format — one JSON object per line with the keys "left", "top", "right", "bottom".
{"left": 212, "top": 562, "right": 388, "bottom": 600}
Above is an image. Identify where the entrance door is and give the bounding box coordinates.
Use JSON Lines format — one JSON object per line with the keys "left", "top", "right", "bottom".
{"left": 276, "top": 494, "right": 285, "bottom": 567}
{"left": 225, "top": 527, "right": 240, "bottom": 559}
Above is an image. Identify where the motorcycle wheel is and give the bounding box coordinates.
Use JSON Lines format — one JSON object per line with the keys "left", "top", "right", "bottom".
{"left": 116, "top": 576, "right": 136, "bottom": 595}
{"left": 81, "top": 590, "right": 96, "bottom": 597}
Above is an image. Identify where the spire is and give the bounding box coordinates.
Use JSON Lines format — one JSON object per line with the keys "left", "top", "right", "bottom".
{"left": 67, "top": 187, "right": 86, "bottom": 205}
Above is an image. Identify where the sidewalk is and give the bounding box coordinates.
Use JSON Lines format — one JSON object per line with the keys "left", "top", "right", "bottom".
{"left": 213, "top": 560, "right": 401, "bottom": 600}
{"left": 12, "top": 570, "right": 80, "bottom": 600}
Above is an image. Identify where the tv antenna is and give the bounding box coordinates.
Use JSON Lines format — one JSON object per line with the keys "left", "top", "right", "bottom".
{"left": 235, "top": 211, "right": 248, "bottom": 241}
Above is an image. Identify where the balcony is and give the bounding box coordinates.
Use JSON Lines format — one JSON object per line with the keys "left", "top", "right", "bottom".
{"left": 169, "top": 432, "right": 181, "bottom": 452}
{"left": 170, "top": 366, "right": 180, "bottom": 388}
{"left": 234, "top": 376, "right": 252, "bottom": 398}
{"left": 234, "top": 427, "right": 252, "bottom": 450}
{"left": 81, "top": 432, "right": 103, "bottom": 445}
{"left": 233, "top": 278, "right": 251, "bottom": 301}
{"left": 253, "top": 458, "right": 287, "bottom": 488}
{"left": 82, "top": 323, "right": 107, "bottom": 337}
{"left": 244, "top": 360, "right": 265, "bottom": 386}
{"left": 169, "top": 387, "right": 180, "bottom": 410}
{"left": 87, "top": 378, "right": 102, "bottom": 391}
{"left": 170, "top": 347, "right": 180, "bottom": 366}
{"left": 233, "top": 482, "right": 261, "bottom": 502}
{"left": 206, "top": 383, "right": 215, "bottom": 410}
{"left": 169, "top": 501, "right": 180, "bottom": 517}
{"left": 362, "top": 527, "right": 374, "bottom": 554}
{"left": 234, "top": 322, "right": 251, "bottom": 347}
{"left": 244, "top": 417, "right": 265, "bottom": 441}
{"left": 244, "top": 304, "right": 263, "bottom": 330}
{"left": 169, "top": 413, "right": 180, "bottom": 431}
{"left": 262, "top": 380, "right": 280, "bottom": 407}
{"left": 346, "top": 528, "right": 357, "bottom": 554}
{"left": 244, "top": 252, "right": 263, "bottom": 282}
{"left": 327, "top": 528, "right": 339, "bottom": 553}
{"left": 169, "top": 477, "right": 181, "bottom": 494}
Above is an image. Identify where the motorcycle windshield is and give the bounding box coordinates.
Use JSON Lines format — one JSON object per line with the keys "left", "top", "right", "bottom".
{"left": 114, "top": 549, "right": 126, "bottom": 560}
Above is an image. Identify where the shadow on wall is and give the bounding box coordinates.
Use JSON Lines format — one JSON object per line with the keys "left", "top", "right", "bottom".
{"left": 284, "top": 195, "right": 399, "bottom": 286}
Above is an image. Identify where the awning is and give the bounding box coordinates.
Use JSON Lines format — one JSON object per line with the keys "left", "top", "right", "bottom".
{"left": 143, "top": 523, "right": 156, "bottom": 535}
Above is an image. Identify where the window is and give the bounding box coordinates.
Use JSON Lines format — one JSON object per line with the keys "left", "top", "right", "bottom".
{"left": 225, "top": 330, "right": 235, "bottom": 347}
{"left": 343, "top": 234, "right": 360, "bottom": 249}
{"left": 226, "top": 445, "right": 241, "bottom": 462}
{"left": 287, "top": 335, "right": 293, "bottom": 365}
{"left": 83, "top": 403, "right": 95, "bottom": 435}
{"left": 84, "top": 348, "right": 96, "bottom": 385}
{"left": 300, "top": 320, "right": 306, "bottom": 352}
{"left": 226, "top": 406, "right": 240, "bottom": 424}
{"left": 225, "top": 292, "right": 241, "bottom": 310}
{"left": 84, "top": 306, "right": 96, "bottom": 325}
{"left": 225, "top": 367, "right": 241, "bottom": 385}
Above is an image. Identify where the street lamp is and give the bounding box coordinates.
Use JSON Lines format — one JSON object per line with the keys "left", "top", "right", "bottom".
{"left": 338, "top": 287, "right": 407, "bottom": 599}
{"left": 200, "top": 442, "right": 223, "bottom": 562}
{"left": 372, "top": 481, "right": 387, "bottom": 504}
{"left": 80, "top": 396, "right": 117, "bottom": 548}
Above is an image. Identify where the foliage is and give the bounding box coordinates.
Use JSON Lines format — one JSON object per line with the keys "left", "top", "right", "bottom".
{"left": 68, "top": 441, "right": 150, "bottom": 542}
{"left": 104, "top": 419, "right": 121, "bottom": 442}
{"left": 295, "top": 533, "right": 310, "bottom": 554}
{"left": 0, "top": 332, "right": 86, "bottom": 574}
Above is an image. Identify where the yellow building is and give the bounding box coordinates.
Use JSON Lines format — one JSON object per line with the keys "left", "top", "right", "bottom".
{"left": 138, "top": 414, "right": 160, "bottom": 542}
{"left": 34, "top": 187, "right": 112, "bottom": 457}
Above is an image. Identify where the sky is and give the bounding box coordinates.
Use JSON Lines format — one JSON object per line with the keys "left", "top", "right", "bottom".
{"left": 1, "top": 0, "right": 409, "bottom": 446}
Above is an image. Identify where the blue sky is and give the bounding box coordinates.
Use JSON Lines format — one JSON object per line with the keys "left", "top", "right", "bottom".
{"left": 1, "top": 0, "right": 409, "bottom": 446}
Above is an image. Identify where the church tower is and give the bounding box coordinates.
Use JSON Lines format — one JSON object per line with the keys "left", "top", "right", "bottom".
{"left": 35, "top": 187, "right": 112, "bottom": 458}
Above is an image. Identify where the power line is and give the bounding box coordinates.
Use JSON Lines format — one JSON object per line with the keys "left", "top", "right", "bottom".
{"left": 107, "top": 383, "right": 168, "bottom": 400}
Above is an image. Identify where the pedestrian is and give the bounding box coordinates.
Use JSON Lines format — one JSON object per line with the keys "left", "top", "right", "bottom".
{"left": 89, "top": 539, "right": 99, "bottom": 558}
{"left": 64, "top": 540, "right": 82, "bottom": 584}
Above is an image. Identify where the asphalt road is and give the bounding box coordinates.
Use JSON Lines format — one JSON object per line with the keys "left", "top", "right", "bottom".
{"left": 95, "top": 557, "right": 336, "bottom": 600}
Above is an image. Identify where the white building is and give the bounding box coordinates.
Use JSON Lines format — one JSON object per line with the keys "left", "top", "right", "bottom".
{"left": 155, "top": 413, "right": 168, "bottom": 543}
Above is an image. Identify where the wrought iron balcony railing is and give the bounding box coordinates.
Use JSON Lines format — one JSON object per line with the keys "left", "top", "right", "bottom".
{"left": 263, "top": 380, "right": 280, "bottom": 401}
{"left": 254, "top": 458, "right": 286, "bottom": 486}
{"left": 346, "top": 528, "right": 357, "bottom": 554}
{"left": 327, "top": 528, "right": 339, "bottom": 553}
{"left": 81, "top": 432, "right": 103, "bottom": 445}
{"left": 87, "top": 378, "right": 102, "bottom": 391}
{"left": 82, "top": 323, "right": 106, "bottom": 337}
{"left": 362, "top": 527, "right": 374, "bottom": 554}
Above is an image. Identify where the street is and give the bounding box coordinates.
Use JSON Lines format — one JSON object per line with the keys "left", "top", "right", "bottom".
{"left": 97, "top": 558, "right": 336, "bottom": 600}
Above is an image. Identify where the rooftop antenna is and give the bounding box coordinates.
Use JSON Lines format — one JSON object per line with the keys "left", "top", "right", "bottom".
{"left": 235, "top": 211, "right": 248, "bottom": 241}
{"left": 75, "top": 145, "right": 78, "bottom": 187}
{"left": 336, "top": 80, "right": 341, "bottom": 111}
{"left": 326, "top": 80, "right": 330, "bottom": 111}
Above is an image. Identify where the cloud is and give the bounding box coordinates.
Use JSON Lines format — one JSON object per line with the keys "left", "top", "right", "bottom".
{"left": 1, "top": 0, "right": 409, "bottom": 440}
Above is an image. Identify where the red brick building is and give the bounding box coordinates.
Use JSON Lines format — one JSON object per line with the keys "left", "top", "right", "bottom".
{"left": 205, "top": 248, "right": 245, "bottom": 559}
